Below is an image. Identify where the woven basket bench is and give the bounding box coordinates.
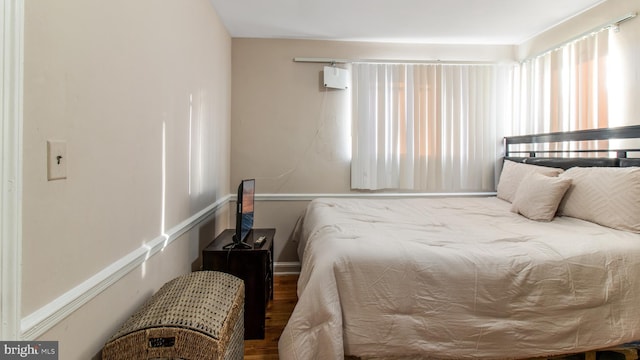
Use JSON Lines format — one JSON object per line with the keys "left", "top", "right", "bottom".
{"left": 102, "top": 271, "right": 244, "bottom": 360}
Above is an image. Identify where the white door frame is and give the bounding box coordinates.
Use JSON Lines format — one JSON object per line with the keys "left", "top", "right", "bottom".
{"left": 1, "top": 0, "right": 24, "bottom": 341}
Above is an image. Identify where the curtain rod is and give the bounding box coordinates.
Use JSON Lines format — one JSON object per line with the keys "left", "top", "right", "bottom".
{"left": 523, "top": 12, "right": 637, "bottom": 62}
{"left": 292, "top": 57, "right": 505, "bottom": 65}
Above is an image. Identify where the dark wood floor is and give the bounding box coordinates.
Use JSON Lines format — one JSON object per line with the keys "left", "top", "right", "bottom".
{"left": 244, "top": 274, "right": 298, "bottom": 360}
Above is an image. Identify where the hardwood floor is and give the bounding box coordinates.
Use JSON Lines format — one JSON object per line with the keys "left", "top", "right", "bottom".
{"left": 244, "top": 274, "right": 299, "bottom": 360}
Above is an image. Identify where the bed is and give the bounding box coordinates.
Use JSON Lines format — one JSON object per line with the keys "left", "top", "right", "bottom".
{"left": 278, "top": 125, "right": 640, "bottom": 360}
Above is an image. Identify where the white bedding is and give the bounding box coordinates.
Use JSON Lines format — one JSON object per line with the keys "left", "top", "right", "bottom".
{"left": 278, "top": 197, "right": 640, "bottom": 360}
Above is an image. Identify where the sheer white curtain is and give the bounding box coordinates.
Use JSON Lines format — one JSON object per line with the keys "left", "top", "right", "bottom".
{"left": 351, "top": 63, "right": 514, "bottom": 191}
{"left": 509, "top": 29, "right": 610, "bottom": 153}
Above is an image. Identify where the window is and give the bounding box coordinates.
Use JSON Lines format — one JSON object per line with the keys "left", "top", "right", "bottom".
{"left": 351, "top": 63, "right": 514, "bottom": 191}
{"left": 510, "top": 28, "right": 611, "bottom": 154}
{"left": 351, "top": 30, "right": 612, "bottom": 191}
{"left": 509, "top": 30, "right": 609, "bottom": 135}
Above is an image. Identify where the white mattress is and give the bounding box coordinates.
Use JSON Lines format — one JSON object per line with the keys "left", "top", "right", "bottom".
{"left": 278, "top": 197, "right": 640, "bottom": 360}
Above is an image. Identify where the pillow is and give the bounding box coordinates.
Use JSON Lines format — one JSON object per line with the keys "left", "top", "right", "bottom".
{"left": 497, "top": 160, "right": 565, "bottom": 203}
{"left": 510, "top": 173, "right": 572, "bottom": 221}
{"left": 558, "top": 166, "right": 640, "bottom": 233}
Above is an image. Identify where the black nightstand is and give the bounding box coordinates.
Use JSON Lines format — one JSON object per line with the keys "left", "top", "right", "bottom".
{"left": 202, "top": 228, "right": 274, "bottom": 339}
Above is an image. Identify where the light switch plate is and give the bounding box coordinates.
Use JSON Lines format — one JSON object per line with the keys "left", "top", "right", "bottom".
{"left": 47, "top": 140, "right": 67, "bottom": 181}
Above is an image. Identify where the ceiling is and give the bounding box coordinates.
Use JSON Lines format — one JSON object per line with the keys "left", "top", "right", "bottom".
{"left": 209, "top": 0, "right": 606, "bottom": 45}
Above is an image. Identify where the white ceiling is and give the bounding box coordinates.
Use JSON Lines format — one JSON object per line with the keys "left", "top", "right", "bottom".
{"left": 209, "top": 0, "right": 606, "bottom": 45}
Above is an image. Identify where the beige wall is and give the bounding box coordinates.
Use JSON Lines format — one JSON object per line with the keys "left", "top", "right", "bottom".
{"left": 231, "top": 39, "right": 515, "bottom": 263}
{"left": 22, "top": 0, "right": 231, "bottom": 358}
{"left": 231, "top": 39, "right": 516, "bottom": 194}
{"left": 232, "top": 2, "right": 640, "bottom": 265}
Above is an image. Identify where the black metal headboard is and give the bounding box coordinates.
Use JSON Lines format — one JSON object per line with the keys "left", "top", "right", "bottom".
{"left": 503, "top": 125, "right": 640, "bottom": 169}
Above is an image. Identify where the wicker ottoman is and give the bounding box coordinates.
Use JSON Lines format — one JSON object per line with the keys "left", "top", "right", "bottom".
{"left": 102, "top": 271, "right": 244, "bottom": 360}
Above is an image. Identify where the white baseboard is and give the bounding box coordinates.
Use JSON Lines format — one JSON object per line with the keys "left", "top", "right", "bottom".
{"left": 274, "top": 261, "right": 301, "bottom": 275}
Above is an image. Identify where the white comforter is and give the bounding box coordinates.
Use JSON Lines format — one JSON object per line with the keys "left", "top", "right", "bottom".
{"left": 278, "top": 197, "right": 640, "bottom": 360}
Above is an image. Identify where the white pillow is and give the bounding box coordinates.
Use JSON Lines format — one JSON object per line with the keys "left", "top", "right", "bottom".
{"left": 497, "top": 160, "right": 564, "bottom": 203}
{"left": 558, "top": 166, "right": 640, "bottom": 233}
{"left": 510, "top": 173, "right": 572, "bottom": 221}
